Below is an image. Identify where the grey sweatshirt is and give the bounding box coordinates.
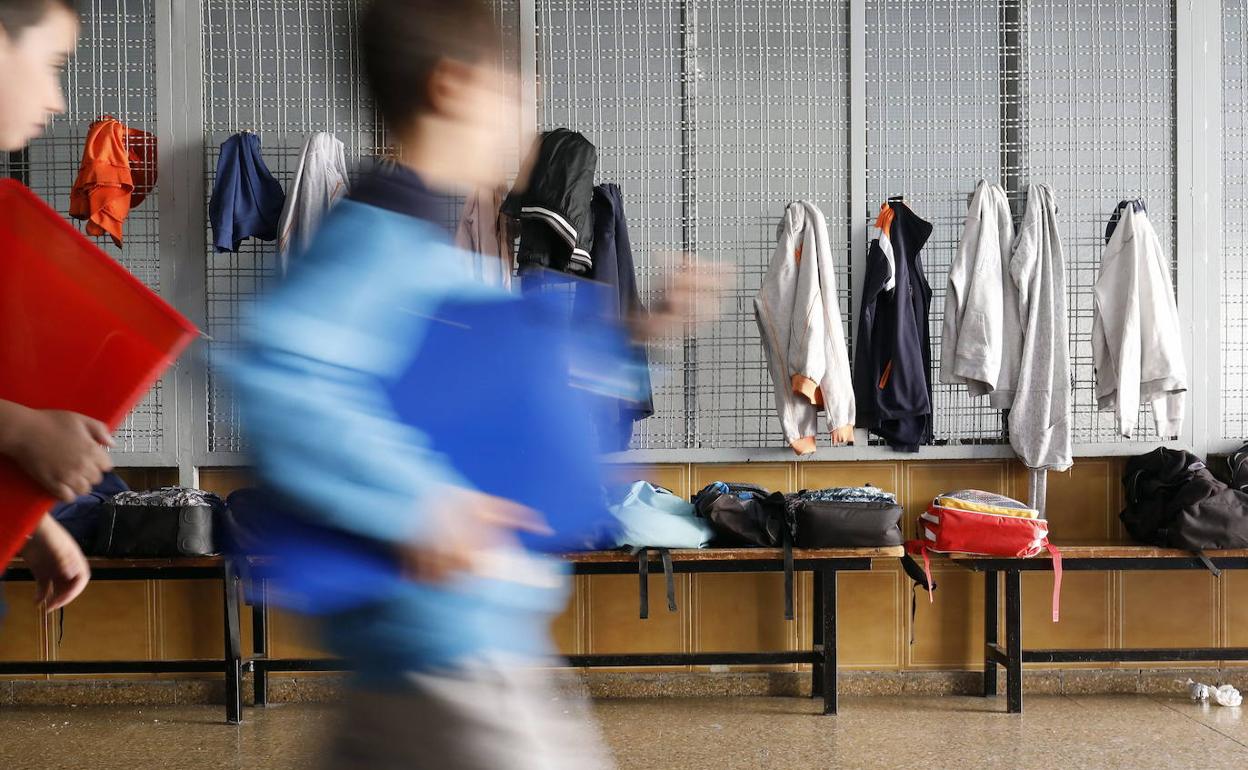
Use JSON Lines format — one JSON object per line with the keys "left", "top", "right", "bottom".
{"left": 1093, "top": 204, "right": 1186, "bottom": 438}
{"left": 940, "top": 180, "right": 1019, "bottom": 405}
{"left": 755, "top": 201, "right": 855, "bottom": 455}
{"left": 277, "top": 132, "right": 350, "bottom": 274}
{"left": 1008, "top": 184, "right": 1072, "bottom": 471}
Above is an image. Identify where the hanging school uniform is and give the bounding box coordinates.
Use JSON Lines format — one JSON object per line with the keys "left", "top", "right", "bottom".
{"left": 756, "top": 201, "right": 855, "bottom": 455}
{"left": 454, "top": 185, "right": 516, "bottom": 289}
{"left": 69, "top": 116, "right": 157, "bottom": 247}
{"left": 587, "top": 183, "right": 653, "bottom": 451}
{"left": 854, "top": 199, "right": 934, "bottom": 452}
{"left": 1093, "top": 200, "right": 1186, "bottom": 438}
{"left": 277, "top": 132, "right": 350, "bottom": 273}
{"left": 1008, "top": 184, "right": 1071, "bottom": 471}
{"left": 939, "top": 181, "right": 1019, "bottom": 406}
{"left": 502, "top": 128, "right": 597, "bottom": 275}
{"left": 209, "top": 132, "right": 286, "bottom": 253}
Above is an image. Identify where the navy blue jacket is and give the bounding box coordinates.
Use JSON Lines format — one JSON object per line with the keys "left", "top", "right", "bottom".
{"left": 854, "top": 199, "right": 934, "bottom": 451}
{"left": 209, "top": 132, "right": 286, "bottom": 253}
{"left": 588, "top": 183, "right": 653, "bottom": 450}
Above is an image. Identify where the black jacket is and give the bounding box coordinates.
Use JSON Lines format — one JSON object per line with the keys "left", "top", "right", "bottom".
{"left": 853, "top": 199, "right": 934, "bottom": 452}
{"left": 504, "top": 128, "right": 597, "bottom": 275}
{"left": 1122, "top": 447, "right": 1248, "bottom": 551}
{"left": 588, "top": 183, "right": 653, "bottom": 449}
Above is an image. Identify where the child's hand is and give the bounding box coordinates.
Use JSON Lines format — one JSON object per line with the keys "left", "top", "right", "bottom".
{"left": 0, "top": 406, "right": 114, "bottom": 502}
{"left": 21, "top": 514, "right": 91, "bottom": 611}
{"left": 398, "top": 487, "right": 552, "bottom": 583}
{"left": 632, "top": 261, "right": 734, "bottom": 342}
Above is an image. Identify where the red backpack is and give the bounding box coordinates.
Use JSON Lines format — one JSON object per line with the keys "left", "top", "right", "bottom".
{"left": 906, "top": 491, "right": 1062, "bottom": 622}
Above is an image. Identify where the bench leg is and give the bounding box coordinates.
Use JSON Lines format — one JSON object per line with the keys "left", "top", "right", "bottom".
{"left": 820, "top": 568, "right": 837, "bottom": 715}
{"left": 984, "top": 570, "right": 998, "bottom": 697}
{"left": 1005, "top": 569, "right": 1023, "bottom": 714}
{"left": 811, "top": 570, "right": 824, "bottom": 698}
{"left": 223, "top": 560, "right": 243, "bottom": 725}
{"left": 253, "top": 583, "right": 269, "bottom": 708}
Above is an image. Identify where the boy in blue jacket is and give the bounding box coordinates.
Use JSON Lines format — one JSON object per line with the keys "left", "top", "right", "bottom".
{"left": 226, "top": 1, "right": 625, "bottom": 767}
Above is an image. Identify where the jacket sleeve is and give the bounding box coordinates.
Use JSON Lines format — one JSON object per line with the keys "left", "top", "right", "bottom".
{"left": 223, "top": 215, "right": 475, "bottom": 544}
{"left": 1094, "top": 223, "right": 1142, "bottom": 437}
{"left": 787, "top": 221, "right": 827, "bottom": 408}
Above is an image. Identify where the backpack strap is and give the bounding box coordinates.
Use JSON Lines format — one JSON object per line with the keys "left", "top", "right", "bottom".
{"left": 637, "top": 547, "right": 650, "bottom": 619}
{"left": 660, "top": 548, "right": 677, "bottom": 612}
{"left": 1045, "top": 542, "right": 1063, "bottom": 623}
{"left": 1196, "top": 550, "right": 1223, "bottom": 578}
{"left": 783, "top": 526, "right": 795, "bottom": 621}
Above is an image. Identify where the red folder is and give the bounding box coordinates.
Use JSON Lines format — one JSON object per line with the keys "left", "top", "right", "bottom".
{"left": 0, "top": 180, "right": 197, "bottom": 569}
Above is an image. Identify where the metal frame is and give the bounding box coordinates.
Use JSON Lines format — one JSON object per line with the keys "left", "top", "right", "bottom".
{"left": 961, "top": 554, "right": 1248, "bottom": 714}
{"left": 246, "top": 553, "right": 872, "bottom": 716}
{"left": 21, "top": 1, "right": 1235, "bottom": 463}
{"left": 1, "top": 557, "right": 244, "bottom": 724}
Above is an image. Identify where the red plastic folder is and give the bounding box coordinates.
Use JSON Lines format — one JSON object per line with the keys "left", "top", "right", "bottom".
{"left": 0, "top": 180, "right": 197, "bottom": 569}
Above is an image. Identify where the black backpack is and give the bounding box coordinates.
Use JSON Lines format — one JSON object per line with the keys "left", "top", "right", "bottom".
{"left": 692, "top": 482, "right": 789, "bottom": 547}
{"left": 1121, "top": 447, "right": 1248, "bottom": 557}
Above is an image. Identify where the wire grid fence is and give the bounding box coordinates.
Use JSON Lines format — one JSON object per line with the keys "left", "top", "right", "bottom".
{"left": 536, "top": 0, "right": 849, "bottom": 450}
{"left": 865, "top": 0, "right": 1016, "bottom": 446}
{"left": 1225, "top": 0, "right": 1248, "bottom": 440}
{"left": 536, "top": 0, "right": 689, "bottom": 449}
{"left": 5, "top": 0, "right": 165, "bottom": 454}
{"left": 690, "top": 0, "right": 851, "bottom": 449}
{"left": 1025, "top": 0, "right": 1176, "bottom": 445}
{"left": 199, "top": 0, "right": 522, "bottom": 453}
{"left": 865, "top": 0, "right": 1176, "bottom": 448}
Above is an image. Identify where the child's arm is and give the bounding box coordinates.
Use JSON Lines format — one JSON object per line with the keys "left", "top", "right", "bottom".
{"left": 0, "top": 399, "right": 114, "bottom": 502}
{"left": 224, "top": 221, "right": 485, "bottom": 546}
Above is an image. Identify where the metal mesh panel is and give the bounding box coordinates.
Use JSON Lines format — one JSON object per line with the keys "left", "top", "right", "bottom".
{"left": 691, "top": 1, "right": 851, "bottom": 448}
{"left": 200, "top": 0, "right": 521, "bottom": 453}
{"left": 536, "top": 0, "right": 850, "bottom": 450}
{"left": 866, "top": 0, "right": 1176, "bottom": 448}
{"left": 1225, "top": 0, "right": 1248, "bottom": 439}
{"left": 865, "top": 0, "right": 1014, "bottom": 445}
{"left": 14, "top": 0, "right": 164, "bottom": 454}
{"left": 536, "top": 0, "right": 688, "bottom": 449}
{"left": 1025, "top": 0, "right": 1177, "bottom": 445}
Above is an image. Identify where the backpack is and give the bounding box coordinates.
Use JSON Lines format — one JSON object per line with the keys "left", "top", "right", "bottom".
{"left": 692, "top": 482, "right": 789, "bottom": 547}
{"left": 1121, "top": 448, "right": 1248, "bottom": 559}
{"left": 788, "top": 486, "right": 904, "bottom": 548}
{"left": 906, "top": 490, "right": 1062, "bottom": 622}
{"left": 610, "top": 481, "right": 716, "bottom": 619}
{"left": 95, "top": 487, "right": 224, "bottom": 557}
{"left": 50, "top": 471, "right": 129, "bottom": 551}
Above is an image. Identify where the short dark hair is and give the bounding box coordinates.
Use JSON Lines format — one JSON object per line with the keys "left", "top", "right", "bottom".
{"left": 360, "top": 0, "right": 501, "bottom": 131}
{"left": 0, "top": 0, "right": 77, "bottom": 40}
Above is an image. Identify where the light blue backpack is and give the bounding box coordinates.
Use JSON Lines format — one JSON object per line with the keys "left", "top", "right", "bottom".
{"left": 608, "top": 481, "right": 715, "bottom": 618}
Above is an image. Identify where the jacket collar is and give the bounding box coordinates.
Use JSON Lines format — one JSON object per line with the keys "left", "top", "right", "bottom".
{"left": 348, "top": 160, "right": 454, "bottom": 233}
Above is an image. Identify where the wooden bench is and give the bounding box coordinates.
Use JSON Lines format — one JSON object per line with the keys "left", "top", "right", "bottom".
{"left": 1, "top": 556, "right": 245, "bottom": 724}
{"left": 950, "top": 544, "right": 1248, "bottom": 714}
{"left": 247, "top": 546, "right": 904, "bottom": 715}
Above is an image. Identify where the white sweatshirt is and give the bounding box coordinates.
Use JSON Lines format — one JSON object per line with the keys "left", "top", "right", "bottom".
{"left": 1093, "top": 203, "right": 1186, "bottom": 438}
{"left": 277, "top": 132, "right": 350, "bottom": 274}
{"left": 940, "top": 181, "right": 1018, "bottom": 404}
{"left": 1009, "top": 184, "right": 1072, "bottom": 472}
{"left": 755, "top": 201, "right": 855, "bottom": 455}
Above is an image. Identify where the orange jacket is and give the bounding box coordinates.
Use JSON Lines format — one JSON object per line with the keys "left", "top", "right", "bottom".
{"left": 69, "top": 116, "right": 156, "bottom": 247}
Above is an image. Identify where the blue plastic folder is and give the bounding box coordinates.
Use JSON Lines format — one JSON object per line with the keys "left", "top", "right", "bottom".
{"left": 236, "top": 277, "right": 628, "bottom": 613}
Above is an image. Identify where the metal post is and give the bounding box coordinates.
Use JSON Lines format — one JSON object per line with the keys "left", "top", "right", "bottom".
{"left": 222, "top": 559, "right": 243, "bottom": 725}
{"left": 848, "top": 0, "right": 867, "bottom": 449}
{"left": 820, "top": 568, "right": 837, "bottom": 715}
{"left": 983, "top": 569, "right": 999, "bottom": 697}
{"left": 1028, "top": 468, "right": 1048, "bottom": 519}
{"left": 252, "top": 581, "right": 268, "bottom": 707}
{"left": 679, "top": 0, "right": 699, "bottom": 449}
{"left": 812, "top": 569, "right": 824, "bottom": 697}
{"left": 1005, "top": 569, "right": 1023, "bottom": 714}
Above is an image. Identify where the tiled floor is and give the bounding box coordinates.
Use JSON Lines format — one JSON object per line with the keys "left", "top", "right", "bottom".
{"left": 2, "top": 694, "right": 1247, "bottom": 769}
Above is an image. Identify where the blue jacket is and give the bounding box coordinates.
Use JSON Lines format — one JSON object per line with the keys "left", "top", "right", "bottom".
{"left": 209, "top": 132, "right": 286, "bottom": 253}
{"left": 223, "top": 166, "right": 568, "bottom": 679}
